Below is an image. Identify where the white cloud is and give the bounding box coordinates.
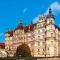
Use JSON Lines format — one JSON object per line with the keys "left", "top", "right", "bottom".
{"left": 33, "top": 15, "right": 41, "bottom": 23}
{"left": 50, "top": 2, "right": 60, "bottom": 11}
{"left": 45, "top": 1, "right": 60, "bottom": 14}
{"left": 33, "top": 1, "right": 60, "bottom": 23}
{"left": 33, "top": 15, "right": 39, "bottom": 23}
{"left": 23, "top": 8, "right": 27, "bottom": 13}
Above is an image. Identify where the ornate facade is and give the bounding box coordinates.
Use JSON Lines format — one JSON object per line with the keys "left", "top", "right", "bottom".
{"left": 5, "top": 8, "right": 60, "bottom": 57}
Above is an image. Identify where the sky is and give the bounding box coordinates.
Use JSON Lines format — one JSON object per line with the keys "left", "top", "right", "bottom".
{"left": 0, "top": 0, "right": 60, "bottom": 42}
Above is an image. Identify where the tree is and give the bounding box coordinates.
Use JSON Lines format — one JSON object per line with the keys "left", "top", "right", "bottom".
{"left": 15, "top": 43, "right": 31, "bottom": 57}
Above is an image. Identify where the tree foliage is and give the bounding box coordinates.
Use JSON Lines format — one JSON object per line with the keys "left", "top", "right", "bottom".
{"left": 15, "top": 43, "right": 31, "bottom": 57}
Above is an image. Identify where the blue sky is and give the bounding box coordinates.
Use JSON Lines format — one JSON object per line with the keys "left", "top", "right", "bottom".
{"left": 0, "top": 0, "right": 60, "bottom": 42}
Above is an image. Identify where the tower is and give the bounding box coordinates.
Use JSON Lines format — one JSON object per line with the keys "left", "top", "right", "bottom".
{"left": 46, "top": 8, "right": 58, "bottom": 57}
{"left": 46, "top": 8, "right": 55, "bottom": 25}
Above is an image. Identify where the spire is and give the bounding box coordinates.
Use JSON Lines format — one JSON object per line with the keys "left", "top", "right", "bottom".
{"left": 49, "top": 8, "right": 52, "bottom": 14}
{"left": 47, "top": 8, "right": 54, "bottom": 18}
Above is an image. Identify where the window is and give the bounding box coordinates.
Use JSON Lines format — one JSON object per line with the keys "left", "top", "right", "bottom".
{"left": 43, "top": 35, "right": 45, "bottom": 38}
{"left": 51, "top": 41, "right": 53, "bottom": 45}
{"left": 38, "top": 49, "right": 40, "bottom": 54}
{"left": 42, "top": 19, "right": 43, "bottom": 20}
{"left": 43, "top": 42, "right": 45, "bottom": 45}
{"left": 6, "top": 46, "right": 9, "bottom": 50}
{"left": 38, "top": 49, "right": 40, "bottom": 52}
{"left": 50, "top": 20, "right": 53, "bottom": 24}
{"left": 47, "top": 32, "right": 51, "bottom": 37}
{"left": 40, "top": 29, "right": 43, "bottom": 32}
{"left": 48, "top": 47, "right": 49, "bottom": 50}
{"left": 42, "top": 28, "right": 45, "bottom": 32}
{"left": 43, "top": 48, "right": 44, "bottom": 51}
{"left": 38, "top": 36, "right": 40, "bottom": 38}
{"left": 43, "top": 51, "right": 44, "bottom": 55}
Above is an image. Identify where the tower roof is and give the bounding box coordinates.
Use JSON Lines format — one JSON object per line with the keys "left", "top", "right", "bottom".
{"left": 15, "top": 20, "right": 23, "bottom": 30}
{"left": 47, "top": 8, "right": 54, "bottom": 18}
{"left": 18, "top": 20, "right": 23, "bottom": 26}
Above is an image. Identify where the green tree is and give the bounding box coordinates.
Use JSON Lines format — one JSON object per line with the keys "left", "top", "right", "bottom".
{"left": 15, "top": 43, "right": 31, "bottom": 57}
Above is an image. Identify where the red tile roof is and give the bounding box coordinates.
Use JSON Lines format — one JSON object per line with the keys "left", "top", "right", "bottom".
{"left": 24, "top": 26, "right": 29, "bottom": 32}
{"left": 6, "top": 23, "right": 37, "bottom": 36}
{"left": 24, "top": 24, "right": 36, "bottom": 32}
{"left": 0, "top": 43, "right": 5, "bottom": 49}
{"left": 6, "top": 30, "right": 13, "bottom": 37}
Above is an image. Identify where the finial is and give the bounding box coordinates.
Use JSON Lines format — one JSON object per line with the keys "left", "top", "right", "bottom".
{"left": 47, "top": 8, "right": 54, "bottom": 18}
{"left": 49, "top": 8, "right": 52, "bottom": 14}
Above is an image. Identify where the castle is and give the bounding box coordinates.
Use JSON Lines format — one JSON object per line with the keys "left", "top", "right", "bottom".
{"left": 5, "top": 8, "right": 60, "bottom": 57}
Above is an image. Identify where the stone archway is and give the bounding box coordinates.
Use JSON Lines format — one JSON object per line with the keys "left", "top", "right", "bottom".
{"left": 15, "top": 43, "right": 32, "bottom": 57}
